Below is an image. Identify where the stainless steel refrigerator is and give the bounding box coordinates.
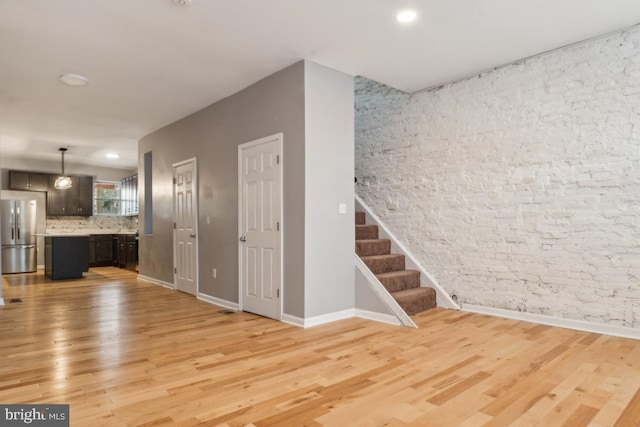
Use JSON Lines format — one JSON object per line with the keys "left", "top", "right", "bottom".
{"left": 1, "top": 200, "right": 37, "bottom": 274}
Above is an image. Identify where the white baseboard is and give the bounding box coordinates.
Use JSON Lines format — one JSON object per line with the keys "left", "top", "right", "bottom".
{"left": 304, "top": 309, "right": 355, "bottom": 328}
{"left": 281, "top": 313, "right": 305, "bottom": 328}
{"left": 463, "top": 304, "right": 640, "bottom": 341}
{"left": 355, "top": 309, "right": 402, "bottom": 326}
{"left": 0, "top": 298, "right": 4, "bottom": 306}
{"left": 282, "top": 309, "right": 355, "bottom": 328}
{"left": 37, "top": 264, "right": 45, "bottom": 270}
{"left": 197, "top": 293, "right": 239, "bottom": 311}
{"left": 283, "top": 309, "right": 404, "bottom": 328}
{"left": 137, "top": 274, "right": 175, "bottom": 290}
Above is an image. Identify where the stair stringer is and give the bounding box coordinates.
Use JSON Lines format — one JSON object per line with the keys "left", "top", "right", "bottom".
{"left": 355, "top": 255, "right": 417, "bottom": 328}
{"left": 355, "top": 195, "right": 461, "bottom": 310}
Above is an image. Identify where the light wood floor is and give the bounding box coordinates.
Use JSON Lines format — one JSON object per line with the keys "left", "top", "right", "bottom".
{"left": 2, "top": 268, "right": 640, "bottom": 426}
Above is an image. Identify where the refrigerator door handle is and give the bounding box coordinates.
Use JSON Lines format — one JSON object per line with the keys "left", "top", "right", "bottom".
{"left": 16, "top": 207, "right": 20, "bottom": 240}
{"left": 10, "top": 210, "right": 15, "bottom": 240}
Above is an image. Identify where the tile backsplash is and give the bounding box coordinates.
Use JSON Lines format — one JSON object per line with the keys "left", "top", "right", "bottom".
{"left": 47, "top": 215, "right": 138, "bottom": 231}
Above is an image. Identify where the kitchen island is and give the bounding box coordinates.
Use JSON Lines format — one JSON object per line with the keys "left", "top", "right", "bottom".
{"left": 42, "top": 235, "right": 89, "bottom": 279}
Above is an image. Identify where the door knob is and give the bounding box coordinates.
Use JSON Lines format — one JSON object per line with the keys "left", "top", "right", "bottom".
{"left": 190, "top": 233, "right": 196, "bottom": 238}
{"left": 239, "top": 236, "right": 246, "bottom": 242}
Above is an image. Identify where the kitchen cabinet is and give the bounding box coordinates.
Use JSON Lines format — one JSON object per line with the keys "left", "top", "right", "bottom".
{"left": 9, "top": 170, "right": 49, "bottom": 191}
{"left": 126, "top": 236, "right": 138, "bottom": 271}
{"left": 88, "top": 235, "right": 114, "bottom": 267}
{"left": 47, "top": 175, "right": 94, "bottom": 216}
{"left": 116, "top": 234, "right": 138, "bottom": 271}
{"left": 117, "top": 235, "right": 127, "bottom": 268}
{"left": 44, "top": 235, "right": 89, "bottom": 279}
{"left": 121, "top": 174, "right": 138, "bottom": 216}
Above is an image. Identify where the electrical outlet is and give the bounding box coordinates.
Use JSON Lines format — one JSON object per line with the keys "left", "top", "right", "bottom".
{"left": 212, "top": 268, "right": 217, "bottom": 278}
{"left": 338, "top": 203, "right": 347, "bottom": 214}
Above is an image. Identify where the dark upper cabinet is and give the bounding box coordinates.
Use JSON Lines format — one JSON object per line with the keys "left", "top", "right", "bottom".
{"left": 47, "top": 175, "right": 94, "bottom": 216}
{"left": 9, "top": 170, "right": 93, "bottom": 216}
{"left": 77, "top": 175, "right": 94, "bottom": 215}
{"left": 47, "top": 175, "right": 67, "bottom": 215}
{"left": 9, "top": 171, "right": 49, "bottom": 191}
{"left": 121, "top": 174, "right": 138, "bottom": 216}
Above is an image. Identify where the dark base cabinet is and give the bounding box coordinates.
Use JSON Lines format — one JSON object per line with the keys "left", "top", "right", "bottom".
{"left": 45, "top": 236, "right": 89, "bottom": 280}
{"left": 88, "top": 235, "right": 114, "bottom": 267}
{"left": 126, "top": 237, "right": 138, "bottom": 271}
{"left": 116, "top": 234, "right": 138, "bottom": 272}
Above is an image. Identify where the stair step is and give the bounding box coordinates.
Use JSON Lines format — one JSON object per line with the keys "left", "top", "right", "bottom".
{"left": 360, "top": 254, "right": 405, "bottom": 274}
{"left": 392, "top": 287, "right": 436, "bottom": 316}
{"left": 356, "top": 224, "right": 378, "bottom": 240}
{"left": 376, "top": 270, "right": 420, "bottom": 293}
{"left": 355, "top": 239, "right": 391, "bottom": 257}
{"left": 355, "top": 211, "right": 366, "bottom": 225}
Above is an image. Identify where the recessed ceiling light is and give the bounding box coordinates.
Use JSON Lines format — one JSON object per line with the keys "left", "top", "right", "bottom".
{"left": 60, "top": 73, "right": 89, "bottom": 87}
{"left": 106, "top": 153, "right": 120, "bottom": 159}
{"left": 396, "top": 10, "right": 417, "bottom": 23}
{"left": 173, "top": 0, "right": 191, "bottom": 6}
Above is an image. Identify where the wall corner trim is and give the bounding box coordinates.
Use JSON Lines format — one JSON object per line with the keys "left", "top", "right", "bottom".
{"left": 463, "top": 304, "right": 640, "bottom": 341}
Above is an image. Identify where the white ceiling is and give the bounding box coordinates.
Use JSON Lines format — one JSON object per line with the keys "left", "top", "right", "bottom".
{"left": 1, "top": 0, "right": 640, "bottom": 170}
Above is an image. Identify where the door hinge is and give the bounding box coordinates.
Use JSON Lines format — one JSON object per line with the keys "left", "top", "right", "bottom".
{"left": 277, "top": 289, "right": 280, "bottom": 298}
{"left": 173, "top": 177, "right": 177, "bottom": 184}
{"left": 174, "top": 267, "right": 177, "bottom": 274}
{"left": 276, "top": 154, "right": 280, "bottom": 164}
{"left": 276, "top": 221, "right": 280, "bottom": 231}
{"left": 173, "top": 222, "right": 176, "bottom": 229}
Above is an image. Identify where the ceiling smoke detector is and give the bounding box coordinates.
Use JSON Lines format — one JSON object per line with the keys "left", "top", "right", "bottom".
{"left": 173, "top": 0, "right": 191, "bottom": 6}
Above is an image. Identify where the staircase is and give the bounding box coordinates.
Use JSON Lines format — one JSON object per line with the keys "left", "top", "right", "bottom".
{"left": 355, "top": 211, "right": 436, "bottom": 316}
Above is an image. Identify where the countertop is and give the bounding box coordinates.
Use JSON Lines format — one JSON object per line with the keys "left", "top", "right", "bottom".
{"left": 36, "top": 229, "right": 138, "bottom": 237}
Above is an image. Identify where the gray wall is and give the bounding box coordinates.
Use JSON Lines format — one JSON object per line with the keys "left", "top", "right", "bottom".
{"left": 139, "top": 60, "right": 357, "bottom": 320}
{"left": 139, "top": 61, "right": 307, "bottom": 317}
{"left": 304, "top": 62, "right": 355, "bottom": 317}
{"left": 355, "top": 268, "right": 393, "bottom": 314}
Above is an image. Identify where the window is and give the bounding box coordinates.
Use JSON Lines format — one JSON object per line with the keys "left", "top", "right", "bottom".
{"left": 94, "top": 181, "right": 121, "bottom": 215}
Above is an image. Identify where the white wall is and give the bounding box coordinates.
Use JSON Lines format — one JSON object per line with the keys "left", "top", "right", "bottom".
{"left": 304, "top": 61, "right": 355, "bottom": 317}
{"left": 355, "top": 27, "right": 640, "bottom": 327}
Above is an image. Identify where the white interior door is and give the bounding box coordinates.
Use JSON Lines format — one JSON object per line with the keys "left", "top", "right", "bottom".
{"left": 239, "top": 134, "right": 282, "bottom": 320}
{"left": 174, "top": 158, "right": 198, "bottom": 296}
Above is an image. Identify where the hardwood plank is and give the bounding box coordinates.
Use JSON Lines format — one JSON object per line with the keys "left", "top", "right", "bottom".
{"left": 560, "top": 404, "right": 599, "bottom": 427}
{"left": 613, "top": 386, "right": 640, "bottom": 426}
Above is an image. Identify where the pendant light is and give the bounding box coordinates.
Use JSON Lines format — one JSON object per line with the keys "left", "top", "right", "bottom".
{"left": 54, "top": 147, "right": 73, "bottom": 190}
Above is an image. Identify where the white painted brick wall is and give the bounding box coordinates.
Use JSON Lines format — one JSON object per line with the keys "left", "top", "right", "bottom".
{"left": 355, "top": 28, "right": 640, "bottom": 327}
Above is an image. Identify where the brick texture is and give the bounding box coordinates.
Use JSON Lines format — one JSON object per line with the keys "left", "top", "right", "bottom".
{"left": 355, "top": 28, "right": 640, "bottom": 327}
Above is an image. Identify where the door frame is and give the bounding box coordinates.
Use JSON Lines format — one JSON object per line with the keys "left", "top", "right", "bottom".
{"left": 237, "top": 133, "right": 283, "bottom": 319}
{"left": 172, "top": 157, "right": 199, "bottom": 295}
